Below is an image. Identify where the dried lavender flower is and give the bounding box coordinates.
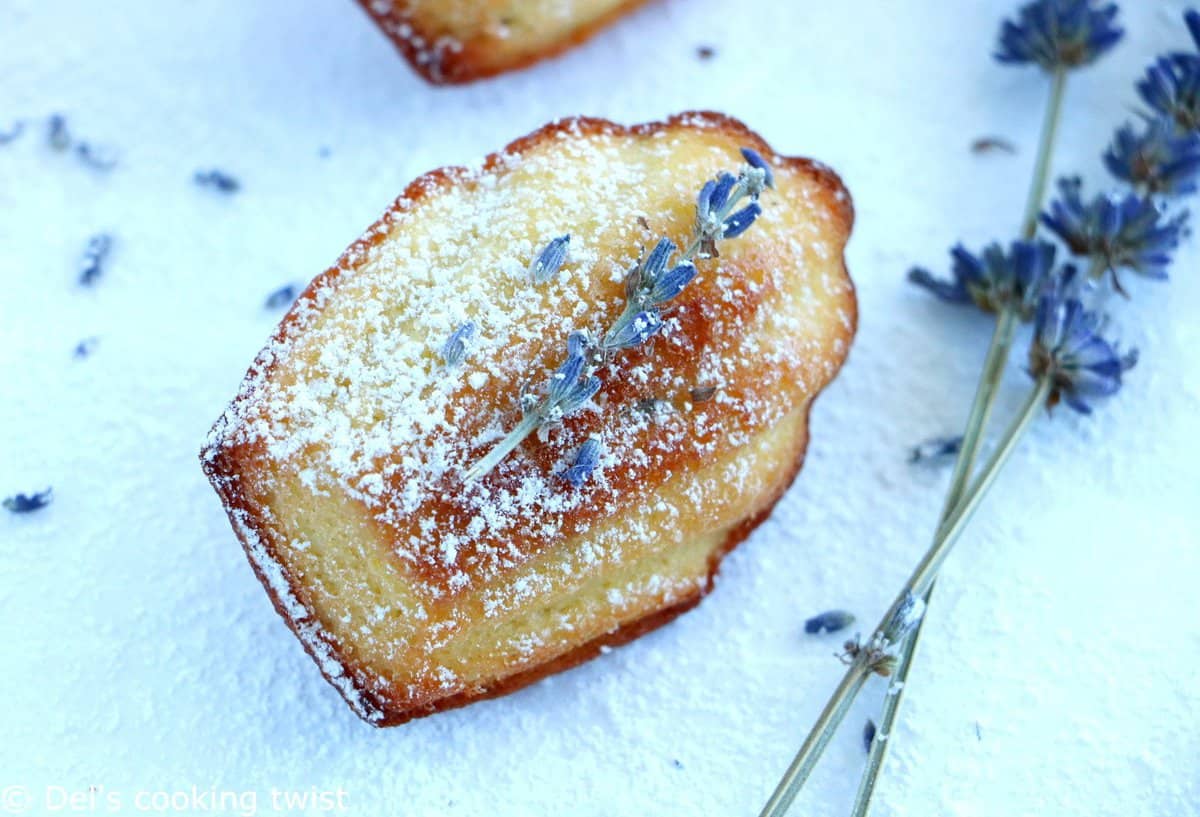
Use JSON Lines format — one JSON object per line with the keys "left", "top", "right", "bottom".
{"left": 1104, "top": 117, "right": 1200, "bottom": 195}
{"left": 995, "top": 0, "right": 1123, "bottom": 71}
{"left": 1028, "top": 272, "right": 1137, "bottom": 413}
{"left": 529, "top": 235, "right": 570, "bottom": 283}
{"left": 440, "top": 321, "right": 477, "bottom": 368}
{"left": 76, "top": 143, "right": 117, "bottom": 170}
{"left": 47, "top": 114, "right": 70, "bottom": 151}
{"left": 0, "top": 120, "right": 23, "bottom": 145}
{"left": 559, "top": 437, "right": 602, "bottom": 488}
{"left": 908, "top": 240, "right": 1056, "bottom": 319}
{"left": 73, "top": 337, "right": 99, "bottom": 359}
{"left": 863, "top": 720, "right": 877, "bottom": 753}
{"left": 194, "top": 169, "right": 240, "bottom": 193}
{"left": 4, "top": 488, "right": 53, "bottom": 514}
{"left": 45, "top": 116, "right": 116, "bottom": 170}
{"left": 805, "top": 610, "right": 857, "bottom": 635}
{"left": 264, "top": 284, "right": 300, "bottom": 310}
{"left": 1139, "top": 55, "right": 1200, "bottom": 134}
{"left": 1041, "top": 177, "right": 1189, "bottom": 291}
{"left": 908, "top": 435, "right": 963, "bottom": 466}
{"left": 79, "top": 234, "right": 112, "bottom": 286}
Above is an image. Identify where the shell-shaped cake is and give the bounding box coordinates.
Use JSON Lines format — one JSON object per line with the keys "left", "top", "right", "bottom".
{"left": 202, "top": 112, "right": 856, "bottom": 726}
{"left": 355, "top": 0, "right": 654, "bottom": 84}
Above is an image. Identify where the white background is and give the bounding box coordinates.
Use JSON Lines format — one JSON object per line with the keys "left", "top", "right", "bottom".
{"left": 2, "top": 1, "right": 1198, "bottom": 815}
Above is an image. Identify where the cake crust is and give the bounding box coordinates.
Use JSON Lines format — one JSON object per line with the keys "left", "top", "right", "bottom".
{"left": 354, "top": 0, "right": 657, "bottom": 84}
{"left": 202, "top": 112, "right": 856, "bottom": 726}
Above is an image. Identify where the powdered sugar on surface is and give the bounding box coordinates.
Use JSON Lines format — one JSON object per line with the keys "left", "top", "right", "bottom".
{"left": 2, "top": 1, "right": 1198, "bottom": 816}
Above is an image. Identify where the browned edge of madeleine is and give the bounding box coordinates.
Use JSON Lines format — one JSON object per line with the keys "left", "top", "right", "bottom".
{"left": 353, "top": 0, "right": 659, "bottom": 85}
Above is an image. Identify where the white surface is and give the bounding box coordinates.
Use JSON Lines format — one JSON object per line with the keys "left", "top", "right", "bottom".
{"left": 2, "top": 1, "right": 1198, "bottom": 815}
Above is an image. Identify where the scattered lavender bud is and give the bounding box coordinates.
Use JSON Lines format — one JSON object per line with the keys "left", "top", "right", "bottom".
{"left": 529, "top": 234, "right": 570, "bottom": 283}
{"left": 0, "top": 120, "right": 23, "bottom": 145}
{"left": 975, "top": 722, "right": 983, "bottom": 741}
{"left": 47, "top": 114, "right": 70, "bottom": 151}
{"left": 672, "top": 759, "right": 684, "bottom": 770}
{"left": 559, "top": 437, "right": 602, "bottom": 488}
{"left": 440, "top": 321, "right": 477, "bottom": 368}
{"left": 194, "top": 169, "right": 240, "bottom": 193}
{"left": 75, "top": 142, "right": 117, "bottom": 171}
{"left": 689, "top": 384, "right": 718, "bottom": 403}
{"left": 696, "top": 45, "right": 715, "bottom": 60}
{"left": 805, "top": 609, "right": 857, "bottom": 635}
{"left": 79, "top": 234, "right": 112, "bottom": 286}
{"left": 863, "top": 719, "right": 877, "bottom": 753}
{"left": 4, "top": 488, "right": 53, "bottom": 514}
{"left": 971, "top": 136, "right": 1017, "bottom": 155}
{"left": 73, "top": 337, "right": 99, "bottom": 358}
{"left": 264, "top": 284, "right": 300, "bottom": 310}
{"left": 909, "top": 435, "right": 963, "bottom": 466}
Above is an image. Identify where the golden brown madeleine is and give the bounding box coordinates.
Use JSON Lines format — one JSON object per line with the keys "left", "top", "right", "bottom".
{"left": 355, "top": 0, "right": 656, "bottom": 84}
{"left": 202, "top": 112, "right": 856, "bottom": 725}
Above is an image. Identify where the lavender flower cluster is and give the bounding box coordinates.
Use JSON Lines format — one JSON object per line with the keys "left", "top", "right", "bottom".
{"left": 458, "top": 148, "right": 774, "bottom": 484}
{"left": 911, "top": 3, "right": 1200, "bottom": 414}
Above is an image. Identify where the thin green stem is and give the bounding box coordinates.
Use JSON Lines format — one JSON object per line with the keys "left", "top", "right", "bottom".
{"left": 847, "top": 379, "right": 1051, "bottom": 817}
{"left": 759, "top": 378, "right": 1052, "bottom": 817}
{"left": 944, "top": 308, "right": 1020, "bottom": 511}
{"left": 845, "top": 66, "right": 1070, "bottom": 817}
{"left": 461, "top": 414, "right": 540, "bottom": 482}
{"left": 757, "top": 667, "right": 872, "bottom": 817}
{"left": 1021, "top": 68, "right": 1067, "bottom": 240}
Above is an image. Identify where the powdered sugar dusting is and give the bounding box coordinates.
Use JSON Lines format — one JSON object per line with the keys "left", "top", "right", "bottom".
{"left": 204, "top": 115, "right": 854, "bottom": 711}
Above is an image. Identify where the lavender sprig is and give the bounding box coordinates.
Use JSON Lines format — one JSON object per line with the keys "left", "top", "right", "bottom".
{"left": 462, "top": 150, "right": 772, "bottom": 482}
{"left": 461, "top": 331, "right": 601, "bottom": 482}
{"left": 831, "top": 9, "right": 1195, "bottom": 817}
{"left": 760, "top": 6, "right": 1195, "bottom": 817}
